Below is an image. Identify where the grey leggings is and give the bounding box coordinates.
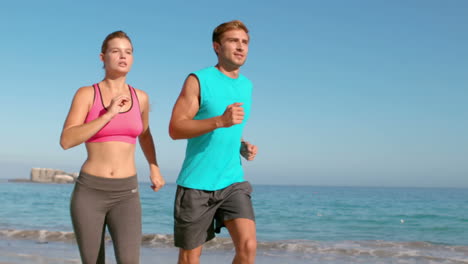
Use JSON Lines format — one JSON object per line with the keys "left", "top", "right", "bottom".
{"left": 70, "top": 172, "right": 141, "bottom": 264}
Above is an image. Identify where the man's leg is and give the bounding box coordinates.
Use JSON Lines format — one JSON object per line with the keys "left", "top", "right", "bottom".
{"left": 178, "top": 245, "right": 203, "bottom": 264}
{"left": 174, "top": 186, "right": 217, "bottom": 264}
{"left": 215, "top": 182, "right": 256, "bottom": 264}
{"left": 225, "top": 218, "right": 257, "bottom": 264}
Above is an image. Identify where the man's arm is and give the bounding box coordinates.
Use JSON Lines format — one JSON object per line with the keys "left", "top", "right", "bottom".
{"left": 169, "top": 74, "right": 244, "bottom": 140}
{"left": 241, "top": 140, "right": 258, "bottom": 161}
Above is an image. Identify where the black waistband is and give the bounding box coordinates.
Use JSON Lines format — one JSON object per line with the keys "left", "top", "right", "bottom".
{"left": 76, "top": 171, "right": 138, "bottom": 191}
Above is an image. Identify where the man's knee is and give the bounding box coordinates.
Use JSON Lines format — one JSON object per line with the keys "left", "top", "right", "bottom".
{"left": 238, "top": 237, "right": 257, "bottom": 255}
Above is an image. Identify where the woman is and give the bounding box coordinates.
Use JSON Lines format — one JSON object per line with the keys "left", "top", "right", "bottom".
{"left": 60, "top": 31, "right": 165, "bottom": 264}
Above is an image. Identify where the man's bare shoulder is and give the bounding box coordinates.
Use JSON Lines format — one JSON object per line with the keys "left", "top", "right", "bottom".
{"left": 181, "top": 74, "right": 200, "bottom": 97}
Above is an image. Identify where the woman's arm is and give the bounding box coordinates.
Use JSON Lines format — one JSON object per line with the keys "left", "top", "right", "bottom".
{"left": 137, "top": 89, "right": 165, "bottom": 192}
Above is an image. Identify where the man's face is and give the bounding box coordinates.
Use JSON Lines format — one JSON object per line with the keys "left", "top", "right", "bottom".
{"left": 214, "top": 29, "right": 249, "bottom": 68}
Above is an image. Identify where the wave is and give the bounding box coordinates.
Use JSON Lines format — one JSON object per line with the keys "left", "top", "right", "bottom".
{"left": 0, "top": 229, "right": 76, "bottom": 243}
{"left": 1, "top": 229, "right": 468, "bottom": 263}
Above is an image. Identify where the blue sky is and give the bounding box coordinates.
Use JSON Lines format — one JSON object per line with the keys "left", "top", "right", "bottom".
{"left": 0, "top": 0, "right": 467, "bottom": 187}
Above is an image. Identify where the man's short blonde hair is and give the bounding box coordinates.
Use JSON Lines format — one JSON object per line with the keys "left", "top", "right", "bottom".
{"left": 212, "top": 20, "right": 249, "bottom": 44}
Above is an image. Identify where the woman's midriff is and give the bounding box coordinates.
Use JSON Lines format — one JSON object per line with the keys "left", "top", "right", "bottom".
{"left": 81, "top": 141, "right": 137, "bottom": 178}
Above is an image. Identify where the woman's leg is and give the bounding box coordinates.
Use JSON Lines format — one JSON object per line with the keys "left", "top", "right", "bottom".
{"left": 106, "top": 190, "right": 142, "bottom": 264}
{"left": 70, "top": 183, "right": 108, "bottom": 264}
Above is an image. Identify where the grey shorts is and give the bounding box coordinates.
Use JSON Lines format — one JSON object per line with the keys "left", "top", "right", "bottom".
{"left": 174, "top": 181, "right": 255, "bottom": 250}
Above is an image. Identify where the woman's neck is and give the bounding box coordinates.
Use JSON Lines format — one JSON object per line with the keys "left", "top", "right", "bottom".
{"left": 101, "top": 76, "right": 128, "bottom": 92}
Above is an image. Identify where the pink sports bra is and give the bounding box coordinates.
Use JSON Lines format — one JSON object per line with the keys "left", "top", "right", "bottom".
{"left": 85, "top": 83, "right": 143, "bottom": 144}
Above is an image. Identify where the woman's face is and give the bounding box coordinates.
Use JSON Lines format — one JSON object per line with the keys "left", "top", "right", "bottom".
{"left": 100, "top": 37, "right": 134, "bottom": 75}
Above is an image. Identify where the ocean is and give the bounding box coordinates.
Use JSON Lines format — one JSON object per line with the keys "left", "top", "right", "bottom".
{"left": 0, "top": 180, "right": 467, "bottom": 263}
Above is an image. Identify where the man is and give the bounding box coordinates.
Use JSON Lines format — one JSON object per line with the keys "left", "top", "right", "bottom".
{"left": 169, "top": 20, "right": 258, "bottom": 264}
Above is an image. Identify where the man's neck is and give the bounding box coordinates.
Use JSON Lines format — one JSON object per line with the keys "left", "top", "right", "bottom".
{"left": 215, "top": 64, "right": 240, "bottom": 79}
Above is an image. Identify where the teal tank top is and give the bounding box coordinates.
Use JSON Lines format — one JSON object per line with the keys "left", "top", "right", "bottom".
{"left": 176, "top": 66, "right": 253, "bottom": 191}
